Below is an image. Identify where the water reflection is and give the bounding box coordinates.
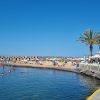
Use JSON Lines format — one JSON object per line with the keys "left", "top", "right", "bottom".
{"left": 0, "top": 66, "right": 100, "bottom": 100}
{"left": 78, "top": 74, "right": 100, "bottom": 95}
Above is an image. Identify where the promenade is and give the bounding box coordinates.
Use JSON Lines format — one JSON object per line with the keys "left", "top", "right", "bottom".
{"left": 87, "top": 89, "right": 100, "bottom": 100}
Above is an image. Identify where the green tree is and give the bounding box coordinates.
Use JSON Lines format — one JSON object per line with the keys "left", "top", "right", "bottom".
{"left": 78, "top": 29, "right": 100, "bottom": 56}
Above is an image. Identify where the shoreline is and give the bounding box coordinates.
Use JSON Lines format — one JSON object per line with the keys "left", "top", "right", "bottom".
{"left": 1, "top": 62, "right": 100, "bottom": 100}
{"left": 3, "top": 62, "right": 77, "bottom": 73}
{"left": 2, "top": 62, "right": 100, "bottom": 78}
{"left": 2, "top": 62, "right": 100, "bottom": 79}
{"left": 0, "top": 62, "right": 98, "bottom": 100}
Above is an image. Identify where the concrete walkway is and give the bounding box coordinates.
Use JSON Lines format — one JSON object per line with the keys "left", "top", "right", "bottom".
{"left": 87, "top": 89, "right": 100, "bottom": 100}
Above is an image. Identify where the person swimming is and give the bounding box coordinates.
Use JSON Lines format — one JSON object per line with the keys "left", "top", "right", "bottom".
{"left": 1, "top": 72, "right": 4, "bottom": 76}
{"left": 8, "top": 70, "right": 11, "bottom": 73}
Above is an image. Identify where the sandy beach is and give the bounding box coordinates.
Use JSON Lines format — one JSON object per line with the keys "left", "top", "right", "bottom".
{"left": 2, "top": 61, "right": 76, "bottom": 72}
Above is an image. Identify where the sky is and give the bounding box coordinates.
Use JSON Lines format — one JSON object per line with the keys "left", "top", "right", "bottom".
{"left": 0, "top": 0, "right": 100, "bottom": 56}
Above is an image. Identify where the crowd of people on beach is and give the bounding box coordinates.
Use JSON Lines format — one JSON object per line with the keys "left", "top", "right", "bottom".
{"left": 0, "top": 56, "right": 82, "bottom": 77}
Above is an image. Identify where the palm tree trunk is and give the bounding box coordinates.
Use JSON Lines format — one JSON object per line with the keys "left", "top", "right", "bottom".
{"left": 90, "top": 45, "right": 93, "bottom": 56}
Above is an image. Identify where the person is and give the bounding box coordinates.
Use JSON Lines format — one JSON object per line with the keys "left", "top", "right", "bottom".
{"left": 65, "top": 60, "right": 67, "bottom": 64}
{"left": 61, "top": 59, "right": 65, "bottom": 66}
{"left": 53, "top": 60, "right": 56, "bottom": 66}
{"left": 1, "top": 72, "right": 4, "bottom": 76}
{"left": 39, "top": 61, "right": 43, "bottom": 65}
{"left": 0, "top": 63, "right": 4, "bottom": 69}
{"left": 98, "top": 58, "right": 100, "bottom": 64}
{"left": 8, "top": 70, "right": 11, "bottom": 73}
{"left": 76, "top": 61, "right": 79, "bottom": 67}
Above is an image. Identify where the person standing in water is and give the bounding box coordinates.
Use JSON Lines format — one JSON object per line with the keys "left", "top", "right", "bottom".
{"left": 0, "top": 63, "right": 5, "bottom": 75}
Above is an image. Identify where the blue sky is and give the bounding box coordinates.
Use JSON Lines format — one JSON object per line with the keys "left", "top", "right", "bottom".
{"left": 0, "top": 0, "right": 100, "bottom": 56}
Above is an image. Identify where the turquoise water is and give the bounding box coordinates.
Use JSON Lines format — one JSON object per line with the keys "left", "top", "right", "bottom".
{"left": 0, "top": 66, "right": 100, "bottom": 100}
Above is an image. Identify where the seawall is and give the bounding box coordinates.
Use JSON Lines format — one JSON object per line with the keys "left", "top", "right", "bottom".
{"left": 78, "top": 63, "right": 100, "bottom": 79}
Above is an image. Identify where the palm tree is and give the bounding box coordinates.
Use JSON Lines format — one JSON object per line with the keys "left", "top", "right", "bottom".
{"left": 78, "top": 29, "right": 100, "bottom": 56}
{"left": 96, "top": 36, "right": 100, "bottom": 51}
